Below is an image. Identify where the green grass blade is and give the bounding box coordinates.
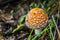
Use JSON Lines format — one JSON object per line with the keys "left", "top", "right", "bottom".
{"left": 28, "top": 28, "right": 34, "bottom": 40}
{"left": 12, "top": 24, "right": 24, "bottom": 33}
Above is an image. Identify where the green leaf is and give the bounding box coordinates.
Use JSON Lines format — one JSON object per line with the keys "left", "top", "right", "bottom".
{"left": 18, "top": 15, "right": 26, "bottom": 24}
{"left": 30, "top": 2, "right": 38, "bottom": 8}
{"left": 47, "top": 7, "right": 51, "bottom": 11}
{"left": 43, "top": 1, "right": 46, "bottom": 6}
{"left": 49, "top": 20, "right": 54, "bottom": 28}
{"left": 10, "top": 10, "right": 14, "bottom": 14}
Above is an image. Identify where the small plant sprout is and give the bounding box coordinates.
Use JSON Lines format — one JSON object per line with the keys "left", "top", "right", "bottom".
{"left": 25, "top": 8, "right": 48, "bottom": 36}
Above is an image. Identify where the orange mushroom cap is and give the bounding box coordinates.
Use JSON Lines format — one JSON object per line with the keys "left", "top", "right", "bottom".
{"left": 25, "top": 8, "right": 48, "bottom": 29}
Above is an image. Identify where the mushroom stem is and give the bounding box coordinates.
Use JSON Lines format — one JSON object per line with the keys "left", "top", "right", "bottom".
{"left": 35, "top": 29, "right": 42, "bottom": 36}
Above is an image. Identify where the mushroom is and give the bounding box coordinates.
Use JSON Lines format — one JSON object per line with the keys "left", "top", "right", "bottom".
{"left": 25, "top": 8, "right": 48, "bottom": 36}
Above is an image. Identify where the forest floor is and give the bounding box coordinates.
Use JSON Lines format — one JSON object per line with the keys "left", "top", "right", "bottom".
{"left": 0, "top": 0, "right": 60, "bottom": 40}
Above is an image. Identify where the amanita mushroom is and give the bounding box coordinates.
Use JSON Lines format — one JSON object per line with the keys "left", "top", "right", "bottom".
{"left": 25, "top": 8, "right": 48, "bottom": 36}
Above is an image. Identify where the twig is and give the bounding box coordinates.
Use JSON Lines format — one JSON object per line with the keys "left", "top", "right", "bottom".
{"left": 53, "top": 29, "right": 56, "bottom": 40}
{"left": 52, "top": 15, "right": 60, "bottom": 39}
